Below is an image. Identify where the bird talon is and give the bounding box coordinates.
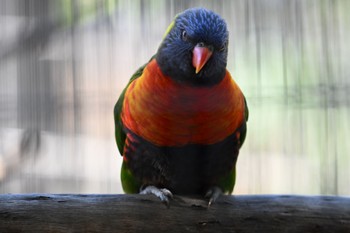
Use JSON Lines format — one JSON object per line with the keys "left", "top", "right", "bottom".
{"left": 140, "top": 186, "right": 173, "bottom": 206}
{"left": 205, "top": 186, "right": 222, "bottom": 207}
{"left": 160, "top": 188, "right": 174, "bottom": 200}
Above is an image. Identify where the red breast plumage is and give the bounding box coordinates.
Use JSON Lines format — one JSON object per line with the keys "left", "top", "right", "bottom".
{"left": 121, "top": 59, "right": 245, "bottom": 147}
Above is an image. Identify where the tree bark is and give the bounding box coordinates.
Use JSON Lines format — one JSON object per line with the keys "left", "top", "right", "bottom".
{"left": 0, "top": 194, "right": 349, "bottom": 233}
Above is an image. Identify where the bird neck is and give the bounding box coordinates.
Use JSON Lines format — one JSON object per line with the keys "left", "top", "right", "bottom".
{"left": 156, "top": 52, "right": 226, "bottom": 86}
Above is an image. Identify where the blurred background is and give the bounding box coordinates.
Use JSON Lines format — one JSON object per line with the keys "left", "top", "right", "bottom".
{"left": 0, "top": 0, "right": 349, "bottom": 196}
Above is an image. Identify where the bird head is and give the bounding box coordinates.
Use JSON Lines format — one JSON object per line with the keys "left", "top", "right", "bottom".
{"left": 156, "top": 8, "right": 229, "bottom": 86}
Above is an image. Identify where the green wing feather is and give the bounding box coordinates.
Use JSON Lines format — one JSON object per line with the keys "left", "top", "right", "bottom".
{"left": 114, "top": 17, "right": 177, "bottom": 155}
{"left": 244, "top": 96, "right": 249, "bottom": 122}
{"left": 115, "top": 56, "right": 155, "bottom": 193}
{"left": 114, "top": 67, "right": 143, "bottom": 155}
{"left": 222, "top": 96, "right": 248, "bottom": 193}
{"left": 239, "top": 96, "right": 249, "bottom": 148}
{"left": 114, "top": 56, "right": 155, "bottom": 156}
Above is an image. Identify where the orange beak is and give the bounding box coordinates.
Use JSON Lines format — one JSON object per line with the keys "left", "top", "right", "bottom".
{"left": 192, "top": 44, "right": 213, "bottom": 74}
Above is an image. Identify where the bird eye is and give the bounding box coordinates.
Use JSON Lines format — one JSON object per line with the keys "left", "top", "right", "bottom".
{"left": 181, "top": 30, "right": 188, "bottom": 41}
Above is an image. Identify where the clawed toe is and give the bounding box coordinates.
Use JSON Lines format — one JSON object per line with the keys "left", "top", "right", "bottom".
{"left": 205, "top": 186, "right": 223, "bottom": 207}
{"left": 140, "top": 186, "right": 173, "bottom": 205}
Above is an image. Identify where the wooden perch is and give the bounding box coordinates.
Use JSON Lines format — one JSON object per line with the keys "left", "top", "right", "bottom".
{"left": 0, "top": 194, "right": 349, "bottom": 233}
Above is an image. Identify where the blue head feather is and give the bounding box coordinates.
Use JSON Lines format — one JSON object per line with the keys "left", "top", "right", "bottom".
{"left": 156, "top": 8, "right": 229, "bottom": 86}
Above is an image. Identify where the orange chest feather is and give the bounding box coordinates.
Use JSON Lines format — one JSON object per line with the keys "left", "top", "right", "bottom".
{"left": 121, "top": 59, "right": 245, "bottom": 146}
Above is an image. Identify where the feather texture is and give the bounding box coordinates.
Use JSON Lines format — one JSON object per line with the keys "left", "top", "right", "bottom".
{"left": 122, "top": 59, "right": 245, "bottom": 147}
{"left": 114, "top": 8, "right": 248, "bottom": 197}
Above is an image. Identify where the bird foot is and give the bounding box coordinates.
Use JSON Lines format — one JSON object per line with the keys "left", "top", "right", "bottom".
{"left": 140, "top": 186, "right": 173, "bottom": 206}
{"left": 205, "top": 186, "right": 223, "bottom": 207}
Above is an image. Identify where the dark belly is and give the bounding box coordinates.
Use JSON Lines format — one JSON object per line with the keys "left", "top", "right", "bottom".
{"left": 123, "top": 123, "right": 245, "bottom": 195}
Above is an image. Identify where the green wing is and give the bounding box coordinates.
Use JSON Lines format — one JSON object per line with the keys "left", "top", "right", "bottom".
{"left": 115, "top": 57, "right": 155, "bottom": 194}
{"left": 221, "top": 96, "right": 249, "bottom": 194}
{"left": 244, "top": 96, "right": 249, "bottom": 122}
{"left": 239, "top": 96, "right": 249, "bottom": 148}
{"left": 114, "top": 56, "right": 155, "bottom": 156}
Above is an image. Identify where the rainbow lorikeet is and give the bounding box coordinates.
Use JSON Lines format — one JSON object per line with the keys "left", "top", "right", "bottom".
{"left": 114, "top": 8, "right": 248, "bottom": 205}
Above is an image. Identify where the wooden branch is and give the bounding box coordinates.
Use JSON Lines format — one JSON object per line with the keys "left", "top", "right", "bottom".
{"left": 0, "top": 194, "right": 349, "bottom": 233}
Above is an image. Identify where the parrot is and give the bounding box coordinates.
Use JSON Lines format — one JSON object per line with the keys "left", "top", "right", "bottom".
{"left": 114, "top": 8, "right": 248, "bottom": 205}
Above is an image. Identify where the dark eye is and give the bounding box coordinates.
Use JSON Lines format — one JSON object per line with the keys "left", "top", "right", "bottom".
{"left": 181, "top": 30, "right": 188, "bottom": 41}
